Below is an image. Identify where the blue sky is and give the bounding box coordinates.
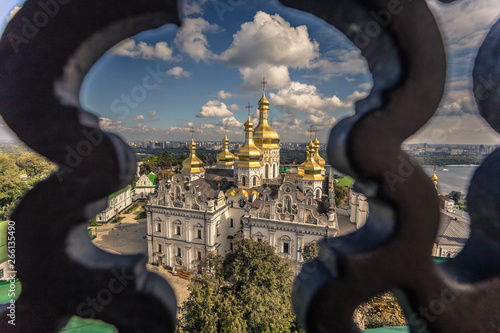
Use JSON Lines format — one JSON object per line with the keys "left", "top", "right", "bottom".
{"left": 1, "top": 0, "right": 500, "bottom": 144}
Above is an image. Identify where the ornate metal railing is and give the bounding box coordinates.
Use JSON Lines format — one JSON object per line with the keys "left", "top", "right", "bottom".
{"left": 0, "top": 0, "right": 499, "bottom": 332}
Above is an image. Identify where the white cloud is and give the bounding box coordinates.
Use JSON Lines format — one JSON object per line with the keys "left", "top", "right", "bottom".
{"left": 8, "top": 6, "right": 21, "bottom": 21}
{"left": 174, "top": 17, "right": 219, "bottom": 62}
{"left": 345, "top": 77, "right": 355, "bottom": 82}
{"left": 312, "top": 49, "right": 369, "bottom": 80}
{"left": 183, "top": 0, "right": 208, "bottom": 16}
{"left": 221, "top": 11, "right": 319, "bottom": 69}
{"left": 269, "top": 81, "right": 353, "bottom": 114}
{"left": 217, "top": 116, "right": 243, "bottom": 129}
{"left": 167, "top": 66, "right": 191, "bottom": 78}
{"left": 358, "top": 83, "right": 372, "bottom": 90}
{"left": 347, "top": 91, "right": 369, "bottom": 102}
{"left": 229, "top": 104, "right": 240, "bottom": 111}
{"left": 134, "top": 115, "right": 144, "bottom": 122}
{"left": 218, "top": 90, "right": 233, "bottom": 99}
{"left": 109, "top": 39, "right": 178, "bottom": 61}
{"left": 147, "top": 110, "right": 160, "bottom": 122}
{"left": 428, "top": 0, "right": 500, "bottom": 53}
{"left": 200, "top": 123, "right": 215, "bottom": 129}
{"left": 305, "top": 111, "right": 337, "bottom": 129}
{"left": 239, "top": 64, "right": 290, "bottom": 92}
{"left": 197, "top": 100, "right": 233, "bottom": 117}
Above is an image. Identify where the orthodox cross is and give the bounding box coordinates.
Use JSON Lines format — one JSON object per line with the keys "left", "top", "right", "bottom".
{"left": 246, "top": 102, "right": 253, "bottom": 116}
{"left": 261, "top": 76, "right": 268, "bottom": 91}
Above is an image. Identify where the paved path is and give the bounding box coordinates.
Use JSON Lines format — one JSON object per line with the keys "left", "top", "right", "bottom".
{"left": 91, "top": 202, "right": 192, "bottom": 314}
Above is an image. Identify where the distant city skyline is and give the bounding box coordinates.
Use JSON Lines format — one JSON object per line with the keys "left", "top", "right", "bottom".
{"left": 1, "top": 0, "right": 500, "bottom": 145}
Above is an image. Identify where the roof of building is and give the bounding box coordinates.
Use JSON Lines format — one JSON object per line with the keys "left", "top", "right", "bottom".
{"left": 109, "top": 185, "right": 131, "bottom": 199}
{"left": 148, "top": 172, "right": 155, "bottom": 184}
{"left": 435, "top": 211, "right": 470, "bottom": 247}
{"left": 337, "top": 176, "right": 354, "bottom": 188}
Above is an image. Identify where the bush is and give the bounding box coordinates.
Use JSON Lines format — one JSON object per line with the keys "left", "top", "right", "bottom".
{"left": 135, "top": 211, "right": 147, "bottom": 220}
{"left": 124, "top": 204, "right": 140, "bottom": 214}
{"left": 111, "top": 216, "right": 125, "bottom": 224}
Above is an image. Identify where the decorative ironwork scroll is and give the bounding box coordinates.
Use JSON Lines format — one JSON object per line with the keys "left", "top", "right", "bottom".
{"left": 282, "top": 0, "right": 500, "bottom": 332}
{"left": 0, "top": 0, "right": 181, "bottom": 331}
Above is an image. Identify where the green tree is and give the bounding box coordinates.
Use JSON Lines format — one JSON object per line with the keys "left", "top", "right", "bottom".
{"left": 447, "top": 191, "right": 464, "bottom": 205}
{"left": 354, "top": 292, "right": 407, "bottom": 329}
{"left": 15, "top": 153, "right": 56, "bottom": 178}
{"left": 0, "top": 155, "right": 27, "bottom": 207}
{"left": 334, "top": 183, "right": 348, "bottom": 206}
{"left": 139, "top": 160, "right": 156, "bottom": 175}
{"left": 157, "top": 150, "right": 172, "bottom": 170}
{"left": 302, "top": 241, "right": 318, "bottom": 262}
{"left": 179, "top": 238, "right": 302, "bottom": 332}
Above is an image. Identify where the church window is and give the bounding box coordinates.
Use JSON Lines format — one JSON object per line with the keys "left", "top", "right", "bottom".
{"left": 230, "top": 218, "right": 234, "bottom": 227}
{"left": 316, "top": 189, "right": 321, "bottom": 199}
{"left": 175, "top": 187, "right": 181, "bottom": 201}
{"left": 156, "top": 223, "right": 162, "bottom": 233}
{"left": 283, "top": 242, "right": 290, "bottom": 254}
{"left": 197, "top": 229, "right": 202, "bottom": 239}
{"left": 217, "top": 223, "right": 220, "bottom": 236}
{"left": 230, "top": 201, "right": 233, "bottom": 208}
{"left": 253, "top": 176, "right": 257, "bottom": 186}
{"left": 230, "top": 242, "right": 233, "bottom": 252}
{"left": 176, "top": 226, "right": 181, "bottom": 236}
{"left": 238, "top": 199, "right": 246, "bottom": 208}
{"left": 177, "top": 248, "right": 181, "bottom": 257}
{"left": 158, "top": 243, "right": 162, "bottom": 253}
{"left": 273, "top": 164, "right": 277, "bottom": 178}
{"left": 198, "top": 251, "right": 202, "bottom": 261}
{"left": 242, "top": 176, "right": 246, "bottom": 187}
{"left": 265, "top": 164, "right": 269, "bottom": 178}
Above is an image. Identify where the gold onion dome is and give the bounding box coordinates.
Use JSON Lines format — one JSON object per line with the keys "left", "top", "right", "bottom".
{"left": 234, "top": 114, "right": 262, "bottom": 168}
{"left": 431, "top": 167, "right": 438, "bottom": 183}
{"left": 313, "top": 135, "right": 326, "bottom": 172}
{"left": 296, "top": 141, "right": 324, "bottom": 181}
{"left": 254, "top": 89, "right": 280, "bottom": 150}
{"left": 181, "top": 138, "right": 205, "bottom": 175}
{"left": 216, "top": 133, "right": 235, "bottom": 166}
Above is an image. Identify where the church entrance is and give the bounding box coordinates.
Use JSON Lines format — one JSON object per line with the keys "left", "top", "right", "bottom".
{"left": 158, "top": 256, "right": 163, "bottom": 267}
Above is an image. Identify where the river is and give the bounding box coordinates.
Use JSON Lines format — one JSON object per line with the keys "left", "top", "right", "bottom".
{"left": 422, "top": 166, "right": 477, "bottom": 195}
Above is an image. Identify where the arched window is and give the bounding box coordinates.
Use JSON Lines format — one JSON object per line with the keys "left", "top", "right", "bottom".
{"left": 242, "top": 176, "right": 246, "bottom": 187}
{"left": 316, "top": 189, "right": 321, "bottom": 199}
{"left": 273, "top": 164, "right": 277, "bottom": 178}
{"left": 253, "top": 176, "right": 257, "bottom": 186}
{"left": 265, "top": 164, "right": 269, "bottom": 178}
{"left": 230, "top": 218, "right": 234, "bottom": 227}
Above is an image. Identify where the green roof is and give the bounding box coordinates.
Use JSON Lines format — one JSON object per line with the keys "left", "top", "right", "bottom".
{"left": 109, "top": 185, "right": 131, "bottom": 200}
{"left": 0, "top": 221, "right": 8, "bottom": 263}
{"left": 0, "top": 280, "right": 21, "bottom": 304}
{"left": 337, "top": 176, "right": 354, "bottom": 188}
{"left": 60, "top": 316, "right": 116, "bottom": 332}
{"left": 148, "top": 172, "right": 155, "bottom": 184}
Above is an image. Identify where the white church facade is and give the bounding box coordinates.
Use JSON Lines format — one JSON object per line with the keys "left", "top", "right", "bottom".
{"left": 146, "top": 88, "right": 339, "bottom": 273}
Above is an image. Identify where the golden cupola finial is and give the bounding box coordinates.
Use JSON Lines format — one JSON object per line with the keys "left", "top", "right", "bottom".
{"left": 217, "top": 131, "right": 235, "bottom": 167}
{"left": 181, "top": 129, "right": 205, "bottom": 175}
{"left": 254, "top": 76, "right": 280, "bottom": 150}
{"left": 296, "top": 140, "right": 324, "bottom": 181}
{"left": 431, "top": 165, "right": 438, "bottom": 188}
{"left": 235, "top": 105, "right": 262, "bottom": 168}
{"left": 313, "top": 134, "right": 326, "bottom": 172}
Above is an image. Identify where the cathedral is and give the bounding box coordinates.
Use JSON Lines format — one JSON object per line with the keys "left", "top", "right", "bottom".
{"left": 145, "top": 87, "right": 340, "bottom": 273}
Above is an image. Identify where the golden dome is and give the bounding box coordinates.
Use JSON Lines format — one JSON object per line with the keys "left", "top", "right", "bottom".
{"left": 254, "top": 89, "right": 280, "bottom": 150}
{"left": 181, "top": 138, "right": 205, "bottom": 175}
{"left": 313, "top": 135, "right": 326, "bottom": 172}
{"left": 234, "top": 114, "right": 262, "bottom": 168}
{"left": 216, "top": 133, "right": 235, "bottom": 166}
{"left": 431, "top": 166, "right": 438, "bottom": 183}
{"left": 224, "top": 187, "right": 251, "bottom": 199}
{"left": 295, "top": 141, "right": 324, "bottom": 181}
